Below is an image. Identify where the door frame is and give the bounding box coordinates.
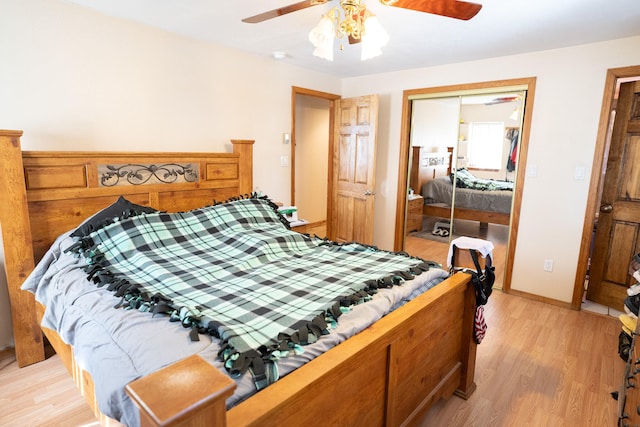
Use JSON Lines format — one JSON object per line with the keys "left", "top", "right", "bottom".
{"left": 394, "top": 77, "right": 537, "bottom": 293}
{"left": 291, "top": 87, "right": 340, "bottom": 237}
{"left": 572, "top": 65, "right": 640, "bottom": 310}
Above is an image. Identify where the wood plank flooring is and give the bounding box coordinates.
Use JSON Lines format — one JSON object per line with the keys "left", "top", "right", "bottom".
{"left": 0, "top": 347, "right": 98, "bottom": 426}
{"left": 405, "top": 219, "right": 623, "bottom": 426}
{"left": 420, "top": 290, "right": 623, "bottom": 426}
{"left": 0, "top": 291, "right": 623, "bottom": 426}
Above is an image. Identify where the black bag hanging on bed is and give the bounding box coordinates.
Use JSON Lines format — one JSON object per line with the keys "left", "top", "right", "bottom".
{"left": 451, "top": 246, "right": 495, "bottom": 344}
{"left": 468, "top": 250, "right": 494, "bottom": 344}
{"left": 451, "top": 246, "right": 495, "bottom": 307}
{"left": 469, "top": 249, "right": 495, "bottom": 307}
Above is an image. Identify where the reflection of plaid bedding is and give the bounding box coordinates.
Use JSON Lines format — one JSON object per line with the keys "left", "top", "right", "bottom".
{"left": 70, "top": 196, "right": 431, "bottom": 381}
{"left": 454, "top": 168, "right": 514, "bottom": 191}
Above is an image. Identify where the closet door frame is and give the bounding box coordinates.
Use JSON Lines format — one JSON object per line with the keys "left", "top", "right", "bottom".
{"left": 394, "top": 77, "right": 537, "bottom": 293}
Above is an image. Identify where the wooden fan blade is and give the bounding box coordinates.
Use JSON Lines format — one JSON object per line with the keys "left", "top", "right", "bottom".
{"left": 242, "top": 1, "right": 324, "bottom": 24}
{"left": 387, "top": 0, "right": 482, "bottom": 21}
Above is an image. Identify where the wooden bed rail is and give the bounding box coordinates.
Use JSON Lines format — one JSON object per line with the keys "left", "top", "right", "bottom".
{"left": 125, "top": 272, "right": 476, "bottom": 427}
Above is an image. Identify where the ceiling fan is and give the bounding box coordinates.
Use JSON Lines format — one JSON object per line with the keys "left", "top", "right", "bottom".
{"left": 242, "top": 0, "right": 483, "bottom": 24}
{"left": 484, "top": 95, "right": 522, "bottom": 105}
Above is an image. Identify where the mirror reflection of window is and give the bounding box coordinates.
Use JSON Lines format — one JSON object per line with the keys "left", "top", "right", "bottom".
{"left": 466, "top": 122, "right": 505, "bottom": 170}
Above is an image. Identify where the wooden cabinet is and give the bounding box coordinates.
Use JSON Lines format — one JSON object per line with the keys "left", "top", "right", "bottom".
{"left": 291, "top": 223, "right": 308, "bottom": 233}
{"left": 619, "top": 324, "right": 640, "bottom": 426}
{"left": 618, "top": 254, "right": 640, "bottom": 426}
{"left": 406, "top": 195, "right": 423, "bottom": 234}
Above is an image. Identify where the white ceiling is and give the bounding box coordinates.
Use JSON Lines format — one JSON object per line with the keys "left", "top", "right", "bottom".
{"left": 62, "top": 0, "right": 640, "bottom": 78}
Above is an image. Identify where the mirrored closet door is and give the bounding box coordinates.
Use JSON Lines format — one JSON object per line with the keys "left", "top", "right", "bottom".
{"left": 404, "top": 89, "right": 527, "bottom": 289}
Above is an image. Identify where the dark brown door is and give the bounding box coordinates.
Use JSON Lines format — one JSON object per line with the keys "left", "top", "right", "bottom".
{"left": 587, "top": 81, "right": 640, "bottom": 309}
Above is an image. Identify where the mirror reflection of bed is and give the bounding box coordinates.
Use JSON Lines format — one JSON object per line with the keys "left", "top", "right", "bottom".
{"left": 404, "top": 92, "right": 525, "bottom": 289}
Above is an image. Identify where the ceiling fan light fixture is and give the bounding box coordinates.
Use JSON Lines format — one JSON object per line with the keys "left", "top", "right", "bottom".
{"left": 308, "top": 0, "right": 389, "bottom": 61}
{"left": 312, "top": 44, "right": 335, "bottom": 61}
{"left": 309, "top": 14, "right": 336, "bottom": 61}
{"left": 360, "top": 15, "right": 389, "bottom": 60}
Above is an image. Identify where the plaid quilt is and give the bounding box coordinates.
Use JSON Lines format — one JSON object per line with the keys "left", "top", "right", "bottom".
{"left": 453, "top": 168, "right": 514, "bottom": 191}
{"left": 68, "top": 196, "right": 433, "bottom": 385}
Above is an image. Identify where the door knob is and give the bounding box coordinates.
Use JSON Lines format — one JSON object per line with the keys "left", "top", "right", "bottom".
{"left": 363, "top": 190, "right": 376, "bottom": 196}
{"left": 600, "top": 204, "right": 613, "bottom": 213}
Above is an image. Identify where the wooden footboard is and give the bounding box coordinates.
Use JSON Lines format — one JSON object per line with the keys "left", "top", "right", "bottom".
{"left": 423, "top": 203, "right": 510, "bottom": 226}
{"left": 43, "top": 271, "right": 475, "bottom": 427}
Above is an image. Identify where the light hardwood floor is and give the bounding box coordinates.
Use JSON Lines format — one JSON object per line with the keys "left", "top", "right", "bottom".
{"left": 0, "top": 291, "right": 623, "bottom": 426}
{"left": 421, "top": 290, "right": 623, "bottom": 426}
{"left": 0, "top": 346, "right": 99, "bottom": 426}
{"left": 406, "top": 218, "right": 623, "bottom": 426}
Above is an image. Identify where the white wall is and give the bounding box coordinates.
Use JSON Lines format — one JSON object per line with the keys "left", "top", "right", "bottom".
{"left": 410, "top": 98, "right": 459, "bottom": 152}
{"left": 341, "top": 35, "right": 640, "bottom": 304}
{"left": 0, "top": 0, "right": 340, "bottom": 350}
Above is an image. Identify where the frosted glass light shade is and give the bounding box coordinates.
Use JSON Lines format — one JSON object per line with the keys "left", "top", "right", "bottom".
{"left": 361, "top": 16, "right": 389, "bottom": 60}
{"left": 309, "top": 16, "right": 335, "bottom": 61}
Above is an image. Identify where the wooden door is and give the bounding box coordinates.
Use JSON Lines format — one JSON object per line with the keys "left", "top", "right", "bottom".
{"left": 329, "top": 95, "right": 378, "bottom": 244}
{"left": 587, "top": 81, "right": 640, "bottom": 309}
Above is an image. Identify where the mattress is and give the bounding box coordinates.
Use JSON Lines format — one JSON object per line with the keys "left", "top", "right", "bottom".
{"left": 421, "top": 176, "right": 513, "bottom": 214}
{"left": 22, "top": 230, "right": 449, "bottom": 427}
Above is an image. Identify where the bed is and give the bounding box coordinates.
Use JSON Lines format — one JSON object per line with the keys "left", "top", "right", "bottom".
{"left": 0, "top": 129, "right": 478, "bottom": 427}
{"left": 413, "top": 147, "right": 513, "bottom": 226}
{"left": 421, "top": 174, "right": 513, "bottom": 226}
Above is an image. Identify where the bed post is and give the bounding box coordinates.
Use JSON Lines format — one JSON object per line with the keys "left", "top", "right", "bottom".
{"left": 454, "top": 273, "right": 478, "bottom": 399}
{"left": 0, "top": 130, "right": 45, "bottom": 367}
{"left": 231, "top": 139, "right": 254, "bottom": 195}
{"left": 126, "top": 354, "right": 236, "bottom": 427}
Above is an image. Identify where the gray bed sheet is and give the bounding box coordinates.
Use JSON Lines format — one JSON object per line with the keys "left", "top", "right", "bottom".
{"left": 421, "top": 176, "right": 513, "bottom": 214}
{"left": 22, "top": 231, "right": 449, "bottom": 427}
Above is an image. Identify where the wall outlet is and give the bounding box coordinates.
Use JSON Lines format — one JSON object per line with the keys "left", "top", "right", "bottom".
{"left": 544, "top": 259, "right": 554, "bottom": 272}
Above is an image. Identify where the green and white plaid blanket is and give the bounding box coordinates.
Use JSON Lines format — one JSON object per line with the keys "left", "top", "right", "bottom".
{"left": 453, "top": 168, "right": 514, "bottom": 191}
{"left": 68, "top": 196, "right": 433, "bottom": 385}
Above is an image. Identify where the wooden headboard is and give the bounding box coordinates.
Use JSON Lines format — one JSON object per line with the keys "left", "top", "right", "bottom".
{"left": 0, "top": 130, "right": 254, "bottom": 367}
{"left": 409, "top": 146, "right": 454, "bottom": 195}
